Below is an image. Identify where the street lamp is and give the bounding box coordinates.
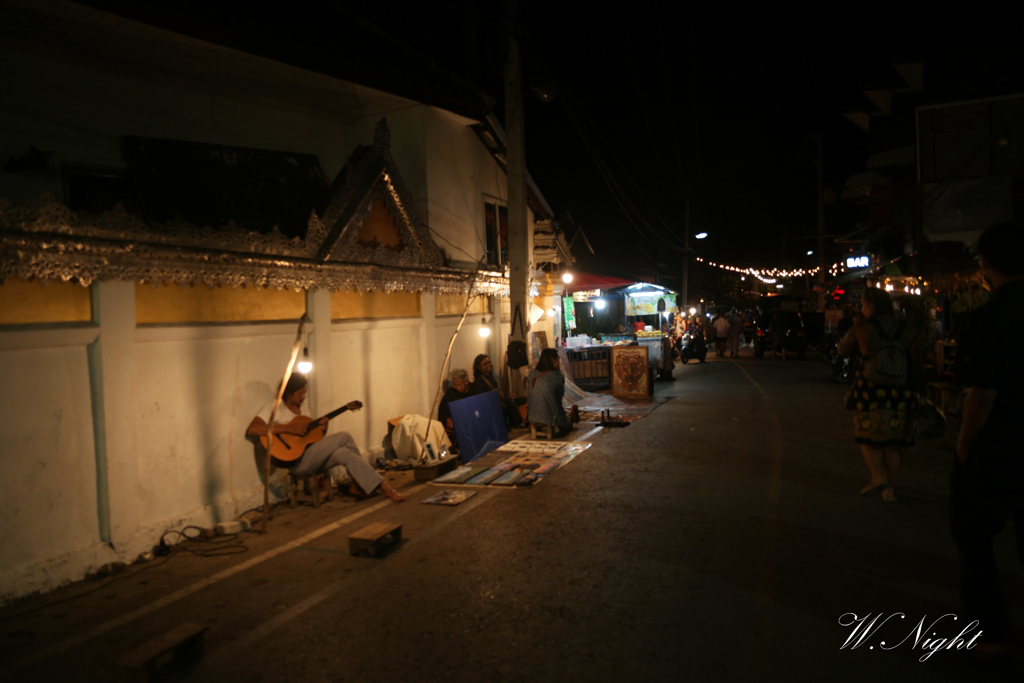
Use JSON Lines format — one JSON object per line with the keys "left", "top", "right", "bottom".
{"left": 695, "top": 232, "right": 708, "bottom": 239}
{"left": 562, "top": 272, "right": 573, "bottom": 284}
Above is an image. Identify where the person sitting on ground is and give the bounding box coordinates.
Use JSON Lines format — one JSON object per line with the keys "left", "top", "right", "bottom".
{"left": 438, "top": 368, "right": 479, "bottom": 449}
{"left": 246, "top": 373, "right": 404, "bottom": 501}
{"left": 471, "top": 354, "right": 524, "bottom": 428}
{"left": 526, "top": 348, "right": 577, "bottom": 438}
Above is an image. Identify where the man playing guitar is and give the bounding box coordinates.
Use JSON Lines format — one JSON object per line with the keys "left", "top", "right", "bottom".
{"left": 246, "top": 374, "right": 404, "bottom": 502}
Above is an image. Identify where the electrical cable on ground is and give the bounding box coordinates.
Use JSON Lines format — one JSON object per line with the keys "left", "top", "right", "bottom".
{"left": 0, "top": 525, "right": 248, "bottom": 634}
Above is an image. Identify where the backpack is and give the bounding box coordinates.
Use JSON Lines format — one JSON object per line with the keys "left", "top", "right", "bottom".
{"left": 506, "top": 305, "right": 529, "bottom": 369}
{"left": 862, "top": 318, "right": 908, "bottom": 387}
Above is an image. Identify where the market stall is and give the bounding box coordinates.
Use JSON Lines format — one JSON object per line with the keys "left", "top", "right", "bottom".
{"left": 561, "top": 283, "right": 678, "bottom": 385}
{"left": 620, "top": 284, "right": 677, "bottom": 379}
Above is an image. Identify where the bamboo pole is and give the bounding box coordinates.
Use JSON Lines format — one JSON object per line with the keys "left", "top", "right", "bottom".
{"left": 261, "top": 317, "right": 305, "bottom": 533}
{"left": 421, "top": 289, "right": 479, "bottom": 461}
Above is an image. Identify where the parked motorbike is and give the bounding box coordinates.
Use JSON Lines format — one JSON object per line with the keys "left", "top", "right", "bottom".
{"left": 678, "top": 330, "right": 707, "bottom": 364}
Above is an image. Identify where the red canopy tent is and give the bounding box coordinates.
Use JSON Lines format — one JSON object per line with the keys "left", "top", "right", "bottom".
{"left": 564, "top": 272, "right": 635, "bottom": 293}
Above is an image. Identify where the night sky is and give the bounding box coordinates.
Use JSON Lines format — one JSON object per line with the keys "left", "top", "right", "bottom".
{"left": 77, "top": 1, "right": 1024, "bottom": 278}
{"left": 350, "top": 2, "right": 1023, "bottom": 276}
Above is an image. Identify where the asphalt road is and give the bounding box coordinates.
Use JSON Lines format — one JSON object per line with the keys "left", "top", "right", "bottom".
{"left": 3, "top": 352, "right": 1023, "bottom": 682}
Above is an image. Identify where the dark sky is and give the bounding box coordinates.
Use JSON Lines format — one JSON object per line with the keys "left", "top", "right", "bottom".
{"left": 512, "top": 4, "right": 1023, "bottom": 271}
{"left": 79, "top": 1, "right": 1024, "bottom": 276}
{"left": 341, "top": 1, "right": 1023, "bottom": 275}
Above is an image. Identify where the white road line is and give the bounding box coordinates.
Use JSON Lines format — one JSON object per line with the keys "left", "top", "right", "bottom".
{"left": 575, "top": 425, "right": 604, "bottom": 441}
{"left": 2, "top": 486, "right": 426, "bottom": 675}
{"left": 198, "top": 489, "right": 499, "bottom": 670}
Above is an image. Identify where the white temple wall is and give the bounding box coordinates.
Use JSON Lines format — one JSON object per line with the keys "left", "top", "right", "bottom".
{"left": 0, "top": 342, "right": 99, "bottom": 597}
{"left": 0, "top": 29, "right": 519, "bottom": 604}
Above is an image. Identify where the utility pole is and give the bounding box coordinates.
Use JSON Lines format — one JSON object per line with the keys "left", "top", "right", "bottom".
{"left": 505, "top": 0, "right": 529, "bottom": 344}
{"left": 815, "top": 136, "right": 825, "bottom": 311}
{"left": 680, "top": 196, "right": 689, "bottom": 308}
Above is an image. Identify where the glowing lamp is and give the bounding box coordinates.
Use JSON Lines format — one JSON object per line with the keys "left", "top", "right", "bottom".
{"left": 595, "top": 299, "right": 606, "bottom": 310}
{"left": 297, "top": 347, "right": 312, "bottom": 374}
{"left": 562, "top": 272, "right": 573, "bottom": 284}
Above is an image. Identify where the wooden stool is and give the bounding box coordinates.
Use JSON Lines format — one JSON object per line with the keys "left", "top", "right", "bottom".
{"left": 348, "top": 521, "right": 403, "bottom": 557}
{"left": 530, "top": 422, "right": 553, "bottom": 440}
{"left": 115, "top": 622, "right": 208, "bottom": 683}
{"left": 287, "top": 472, "right": 334, "bottom": 508}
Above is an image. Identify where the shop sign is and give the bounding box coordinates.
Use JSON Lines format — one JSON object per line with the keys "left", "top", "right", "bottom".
{"left": 562, "top": 295, "right": 577, "bottom": 330}
{"left": 846, "top": 255, "right": 870, "bottom": 269}
{"left": 626, "top": 293, "right": 677, "bottom": 316}
{"left": 572, "top": 289, "right": 600, "bottom": 302}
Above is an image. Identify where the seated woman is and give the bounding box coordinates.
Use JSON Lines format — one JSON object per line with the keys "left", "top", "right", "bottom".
{"left": 526, "top": 348, "right": 574, "bottom": 438}
{"left": 471, "top": 354, "right": 524, "bottom": 428}
{"left": 438, "top": 368, "right": 478, "bottom": 449}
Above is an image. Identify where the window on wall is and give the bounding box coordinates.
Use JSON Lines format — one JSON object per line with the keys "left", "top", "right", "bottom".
{"left": 62, "top": 165, "right": 140, "bottom": 215}
{"left": 484, "top": 200, "right": 508, "bottom": 267}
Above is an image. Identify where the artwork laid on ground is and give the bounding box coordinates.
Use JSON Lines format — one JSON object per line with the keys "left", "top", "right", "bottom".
{"left": 421, "top": 490, "right": 477, "bottom": 506}
{"left": 431, "top": 441, "right": 591, "bottom": 489}
{"left": 610, "top": 346, "right": 649, "bottom": 398}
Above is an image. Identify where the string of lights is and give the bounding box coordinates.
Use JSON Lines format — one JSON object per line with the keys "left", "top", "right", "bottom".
{"left": 690, "top": 255, "right": 931, "bottom": 297}
{"left": 692, "top": 257, "right": 843, "bottom": 284}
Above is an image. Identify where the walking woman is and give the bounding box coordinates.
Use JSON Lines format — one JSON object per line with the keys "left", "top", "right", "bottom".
{"left": 838, "top": 288, "right": 917, "bottom": 502}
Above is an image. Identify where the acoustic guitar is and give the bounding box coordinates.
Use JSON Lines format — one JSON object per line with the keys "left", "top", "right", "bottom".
{"left": 261, "top": 400, "right": 363, "bottom": 462}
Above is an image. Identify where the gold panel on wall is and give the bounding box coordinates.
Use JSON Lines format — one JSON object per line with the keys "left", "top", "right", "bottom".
{"left": 358, "top": 196, "right": 403, "bottom": 248}
{"left": 330, "top": 290, "right": 421, "bottom": 320}
{"left": 136, "top": 283, "right": 305, "bottom": 324}
{"left": 0, "top": 277, "right": 91, "bottom": 324}
{"left": 435, "top": 293, "right": 491, "bottom": 316}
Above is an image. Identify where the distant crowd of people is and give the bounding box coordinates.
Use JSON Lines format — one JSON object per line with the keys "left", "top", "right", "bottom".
{"left": 673, "top": 307, "right": 789, "bottom": 359}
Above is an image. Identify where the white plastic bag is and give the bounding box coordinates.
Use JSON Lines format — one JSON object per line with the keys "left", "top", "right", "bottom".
{"left": 391, "top": 415, "right": 451, "bottom": 464}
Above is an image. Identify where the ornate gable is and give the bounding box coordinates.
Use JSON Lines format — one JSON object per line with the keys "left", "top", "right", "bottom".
{"left": 309, "top": 119, "right": 445, "bottom": 268}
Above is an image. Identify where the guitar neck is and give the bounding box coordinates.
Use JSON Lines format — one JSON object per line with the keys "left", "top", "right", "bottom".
{"left": 315, "top": 404, "right": 352, "bottom": 423}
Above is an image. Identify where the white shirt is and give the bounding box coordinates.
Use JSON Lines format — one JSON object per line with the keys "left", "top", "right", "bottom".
{"left": 257, "top": 401, "right": 309, "bottom": 426}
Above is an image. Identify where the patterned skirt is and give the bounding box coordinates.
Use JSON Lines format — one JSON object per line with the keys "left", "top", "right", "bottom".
{"left": 850, "top": 373, "right": 917, "bottom": 448}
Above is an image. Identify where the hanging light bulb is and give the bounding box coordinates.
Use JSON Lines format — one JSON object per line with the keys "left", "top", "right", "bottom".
{"left": 297, "top": 347, "right": 313, "bottom": 374}
{"left": 478, "top": 317, "right": 490, "bottom": 337}
{"left": 546, "top": 307, "right": 556, "bottom": 317}
{"left": 562, "top": 272, "right": 573, "bottom": 284}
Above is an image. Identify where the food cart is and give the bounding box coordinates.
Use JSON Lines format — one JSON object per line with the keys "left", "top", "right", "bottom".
{"left": 562, "top": 280, "right": 678, "bottom": 386}
{"left": 620, "top": 284, "right": 677, "bottom": 379}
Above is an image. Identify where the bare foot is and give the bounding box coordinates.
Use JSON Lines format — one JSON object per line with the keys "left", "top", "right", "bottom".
{"left": 380, "top": 481, "right": 406, "bottom": 502}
